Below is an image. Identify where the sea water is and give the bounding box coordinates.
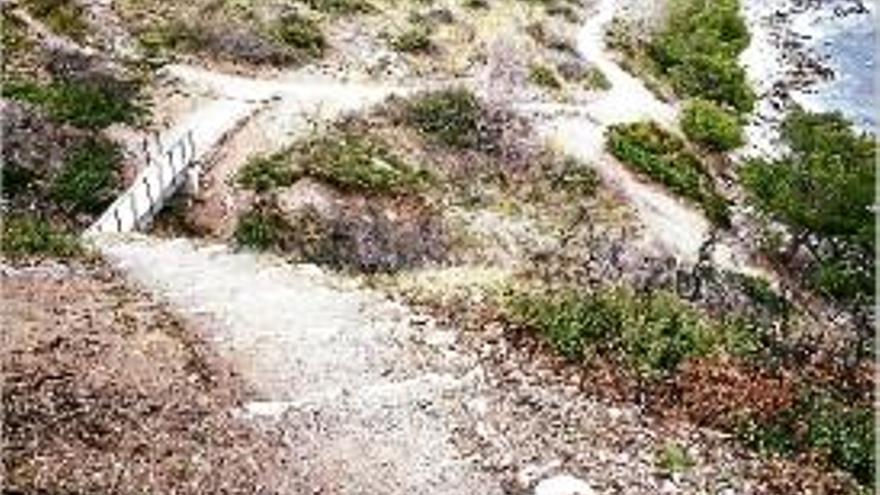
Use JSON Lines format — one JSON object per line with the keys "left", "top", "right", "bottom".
{"left": 795, "top": 5, "right": 877, "bottom": 132}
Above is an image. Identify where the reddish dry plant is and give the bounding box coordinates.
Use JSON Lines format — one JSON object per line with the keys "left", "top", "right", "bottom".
{"left": 664, "top": 357, "right": 797, "bottom": 428}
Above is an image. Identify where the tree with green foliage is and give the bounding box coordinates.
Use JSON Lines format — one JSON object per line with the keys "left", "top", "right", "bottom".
{"left": 681, "top": 98, "right": 744, "bottom": 151}
{"left": 650, "top": 0, "right": 754, "bottom": 112}
{"left": 741, "top": 109, "right": 875, "bottom": 304}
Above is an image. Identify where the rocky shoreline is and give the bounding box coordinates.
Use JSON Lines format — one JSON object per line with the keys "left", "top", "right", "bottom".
{"left": 739, "top": 0, "right": 875, "bottom": 158}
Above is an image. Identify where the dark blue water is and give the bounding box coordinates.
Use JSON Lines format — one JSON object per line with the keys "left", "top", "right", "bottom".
{"left": 805, "top": 12, "right": 876, "bottom": 132}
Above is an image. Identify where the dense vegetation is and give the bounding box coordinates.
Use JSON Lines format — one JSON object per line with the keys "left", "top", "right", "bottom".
{"left": 506, "top": 278, "right": 874, "bottom": 486}
{"left": 2, "top": 78, "right": 143, "bottom": 130}
{"left": 51, "top": 138, "right": 123, "bottom": 214}
{"left": 606, "top": 121, "right": 730, "bottom": 226}
{"left": 1, "top": 215, "right": 83, "bottom": 259}
{"left": 649, "top": 0, "right": 754, "bottom": 113}
{"left": 275, "top": 13, "right": 326, "bottom": 57}
{"left": 405, "top": 88, "right": 483, "bottom": 149}
{"left": 391, "top": 26, "right": 433, "bottom": 53}
{"left": 506, "top": 287, "right": 758, "bottom": 374}
{"left": 742, "top": 110, "right": 875, "bottom": 306}
{"left": 741, "top": 388, "right": 875, "bottom": 486}
{"left": 680, "top": 98, "right": 744, "bottom": 151}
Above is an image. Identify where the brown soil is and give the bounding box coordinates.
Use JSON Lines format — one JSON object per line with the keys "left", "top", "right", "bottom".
{"left": 1, "top": 258, "right": 292, "bottom": 494}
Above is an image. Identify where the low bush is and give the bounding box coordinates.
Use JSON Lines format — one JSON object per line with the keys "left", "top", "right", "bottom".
{"left": 51, "top": 138, "right": 121, "bottom": 214}
{"left": 680, "top": 98, "right": 744, "bottom": 151}
{"left": 2, "top": 215, "right": 82, "bottom": 258}
{"left": 464, "top": 0, "right": 490, "bottom": 9}
{"left": 274, "top": 14, "right": 325, "bottom": 57}
{"left": 529, "top": 64, "right": 562, "bottom": 90}
{"left": 406, "top": 88, "right": 483, "bottom": 149}
{"left": 581, "top": 67, "right": 611, "bottom": 91}
{"left": 234, "top": 205, "right": 289, "bottom": 250}
{"left": 2, "top": 78, "right": 143, "bottom": 130}
{"left": 296, "top": 133, "right": 425, "bottom": 194}
{"left": 655, "top": 443, "right": 695, "bottom": 474}
{"left": 237, "top": 153, "right": 299, "bottom": 192}
{"left": 391, "top": 26, "right": 432, "bottom": 53}
{"left": 506, "top": 287, "right": 757, "bottom": 374}
{"left": 740, "top": 389, "right": 874, "bottom": 486}
{"left": 606, "top": 121, "right": 730, "bottom": 226}
{"left": 554, "top": 157, "right": 600, "bottom": 197}
{"left": 242, "top": 131, "right": 424, "bottom": 195}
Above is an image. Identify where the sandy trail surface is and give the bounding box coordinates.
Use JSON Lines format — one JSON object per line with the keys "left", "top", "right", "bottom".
{"left": 96, "top": 234, "right": 504, "bottom": 494}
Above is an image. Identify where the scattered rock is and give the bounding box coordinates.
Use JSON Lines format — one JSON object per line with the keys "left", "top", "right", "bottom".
{"left": 534, "top": 475, "right": 596, "bottom": 495}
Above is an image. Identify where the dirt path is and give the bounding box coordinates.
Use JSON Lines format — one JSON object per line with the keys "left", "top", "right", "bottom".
{"left": 95, "top": 234, "right": 503, "bottom": 494}
{"left": 95, "top": 234, "right": 772, "bottom": 494}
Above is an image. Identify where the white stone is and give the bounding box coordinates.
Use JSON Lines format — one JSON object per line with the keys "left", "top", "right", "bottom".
{"left": 534, "top": 474, "right": 596, "bottom": 495}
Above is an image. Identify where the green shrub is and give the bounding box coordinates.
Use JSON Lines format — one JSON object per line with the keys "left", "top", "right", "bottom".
{"left": 529, "top": 64, "right": 562, "bottom": 90}
{"left": 619, "top": 290, "right": 717, "bottom": 374}
{"left": 555, "top": 158, "right": 600, "bottom": 197}
{"left": 649, "top": 0, "right": 754, "bottom": 112}
{"left": 243, "top": 130, "right": 424, "bottom": 195}
{"left": 2, "top": 215, "right": 82, "bottom": 258}
{"left": 275, "top": 14, "right": 325, "bottom": 56}
{"left": 606, "top": 121, "right": 730, "bottom": 226}
{"left": 733, "top": 273, "right": 791, "bottom": 316}
{"left": 810, "top": 258, "right": 872, "bottom": 304}
{"left": 656, "top": 443, "right": 695, "bottom": 474}
{"left": 51, "top": 138, "right": 122, "bottom": 214}
{"left": 237, "top": 153, "right": 300, "bottom": 192}
{"left": 2, "top": 79, "right": 143, "bottom": 130}
{"left": 680, "top": 98, "right": 744, "bottom": 151}
{"left": 137, "top": 20, "right": 206, "bottom": 57}
{"left": 506, "top": 289, "right": 622, "bottom": 360}
{"left": 296, "top": 132, "right": 424, "bottom": 194}
{"left": 391, "top": 26, "right": 432, "bottom": 53}
{"left": 234, "top": 206, "right": 289, "bottom": 250}
{"left": 506, "top": 287, "right": 757, "bottom": 373}
{"left": 407, "top": 88, "right": 483, "bottom": 149}
{"left": 740, "top": 389, "right": 874, "bottom": 486}
{"left": 545, "top": 3, "right": 578, "bottom": 23}
{"left": 582, "top": 67, "right": 611, "bottom": 91}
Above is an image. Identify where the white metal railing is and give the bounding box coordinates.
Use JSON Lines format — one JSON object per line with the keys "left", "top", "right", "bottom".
{"left": 85, "top": 129, "right": 196, "bottom": 237}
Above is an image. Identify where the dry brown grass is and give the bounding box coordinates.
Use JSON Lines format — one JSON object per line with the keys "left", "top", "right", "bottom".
{"left": 2, "top": 260, "right": 291, "bottom": 494}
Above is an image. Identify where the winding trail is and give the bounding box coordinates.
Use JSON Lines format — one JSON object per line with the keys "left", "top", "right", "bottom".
{"left": 533, "top": 0, "right": 763, "bottom": 277}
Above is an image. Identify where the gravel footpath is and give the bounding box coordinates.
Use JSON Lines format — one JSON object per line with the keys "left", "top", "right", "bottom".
{"left": 92, "top": 234, "right": 775, "bottom": 494}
